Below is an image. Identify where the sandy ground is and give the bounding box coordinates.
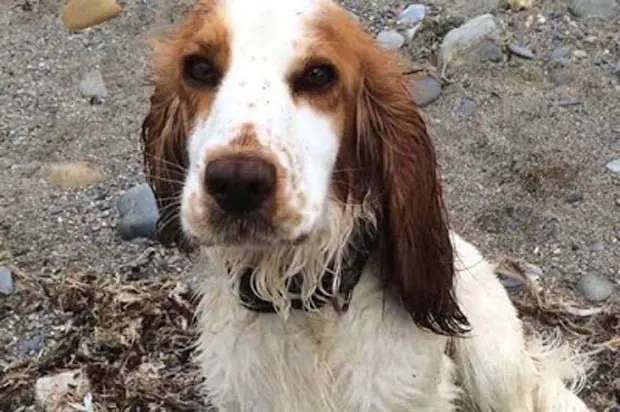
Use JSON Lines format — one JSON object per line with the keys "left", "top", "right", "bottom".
{"left": 0, "top": 0, "right": 619, "bottom": 410}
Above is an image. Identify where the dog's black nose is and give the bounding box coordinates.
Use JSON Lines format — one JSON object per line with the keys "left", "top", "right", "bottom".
{"left": 205, "top": 156, "right": 276, "bottom": 214}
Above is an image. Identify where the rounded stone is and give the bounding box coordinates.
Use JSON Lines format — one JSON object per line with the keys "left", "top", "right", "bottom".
{"left": 376, "top": 30, "right": 405, "bottom": 51}
{"left": 409, "top": 76, "right": 442, "bottom": 107}
{"left": 117, "top": 183, "right": 160, "bottom": 241}
{"left": 576, "top": 274, "right": 615, "bottom": 302}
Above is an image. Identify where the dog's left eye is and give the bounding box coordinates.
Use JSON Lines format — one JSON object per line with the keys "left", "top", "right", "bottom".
{"left": 183, "top": 55, "right": 221, "bottom": 88}
{"left": 294, "top": 64, "right": 338, "bottom": 92}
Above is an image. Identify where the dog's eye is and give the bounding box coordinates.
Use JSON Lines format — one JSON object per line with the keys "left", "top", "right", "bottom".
{"left": 183, "top": 55, "right": 221, "bottom": 87}
{"left": 295, "top": 64, "right": 337, "bottom": 92}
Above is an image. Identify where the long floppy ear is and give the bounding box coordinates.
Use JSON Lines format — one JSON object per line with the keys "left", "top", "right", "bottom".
{"left": 355, "top": 50, "right": 469, "bottom": 336}
{"left": 141, "top": 71, "right": 194, "bottom": 252}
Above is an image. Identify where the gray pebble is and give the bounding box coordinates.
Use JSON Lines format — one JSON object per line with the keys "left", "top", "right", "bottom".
{"left": 457, "top": 98, "right": 476, "bottom": 119}
{"left": 565, "top": 189, "right": 584, "bottom": 204}
{"left": 22, "top": 334, "right": 45, "bottom": 355}
{"left": 589, "top": 240, "right": 604, "bottom": 253}
{"left": 612, "top": 60, "right": 620, "bottom": 76}
{"left": 0, "top": 266, "right": 14, "bottom": 294}
{"left": 606, "top": 158, "right": 620, "bottom": 173}
{"left": 576, "top": 274, "right": 615, "bottom": 302}
{"left": 78, "top": 70, "right": 108, "bottom": 99}
{"left": 508, "top": 43, "right": 536, "bottom": 60}
{"left": 478, "top": 43, "right": 504, "bottom": 62}
{"left": 398, "top": 4, "right": 426, "bottom": 24}
{"left": 376, "top": 30, "right": 405, "bottom": 51}
{"left": 409, "top": 76, "right": 442, "bottom": 107}
{"left": 117, "top": 183, "right": 159, "bottom": 241}
{"left": 569, "top": 0, "right": 619, "bottom": 19}
{"left": 557, "top": 99, "right": 584, "bottom": 107}
{"left": 499, "top": 263, "right": 544, "bottom": 289}
{"left": 499, "top": 275, "right": 524, "bottom": 289}
{"left": 525, "top": 264, "right": 544, "bottom": 278}
{"left": 549, "top": 68, "right": 572, "bottom": 86}
{"left": 551, "top": 45, "right": 571, "bottom": 60}
{"left": 572, "top": 49, "right": 587, "bottom": 59}
{"left": 439, "top": 14, "right": 500, "bottom": 68}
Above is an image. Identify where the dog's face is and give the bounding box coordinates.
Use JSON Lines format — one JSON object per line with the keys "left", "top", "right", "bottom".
{"left": 143, "top": 0, "right": 468, "bottom": 335}
{"left": 146, "top": 0, "right": 363, "bottom": 247}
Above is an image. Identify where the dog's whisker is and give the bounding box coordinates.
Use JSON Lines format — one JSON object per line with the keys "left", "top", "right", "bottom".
{"left": 143, "top": 152, "right": 189, "bottom": 173}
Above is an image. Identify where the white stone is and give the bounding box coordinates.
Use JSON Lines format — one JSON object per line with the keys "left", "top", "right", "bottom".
{"left": 398, "top": 4, "right": 426, "bottom": 24}
{"left": 35, "top": 369, "right": 91, "bottom": 411}
{"left": 78, "top": 70, "right": 108, "bottom": 98}
{"left": 439, "top": 14, "right": 500, "bottom": 68}
{"left": 376, "top": 30, "right": 406, "bottom": 51}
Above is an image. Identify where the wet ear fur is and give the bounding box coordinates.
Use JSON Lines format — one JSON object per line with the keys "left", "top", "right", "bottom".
{"left": 141, "top": 38, "right": 195, "bottom": 252}
{"left": 354, "top": 46, "right": 469, "bottom": 336}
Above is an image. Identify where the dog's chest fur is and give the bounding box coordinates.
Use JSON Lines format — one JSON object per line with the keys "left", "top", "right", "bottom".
{"left": 195, "top": 263, "right": 460, "bottom": 412}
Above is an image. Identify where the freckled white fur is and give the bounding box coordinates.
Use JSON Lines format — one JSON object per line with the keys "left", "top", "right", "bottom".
{"left": 177, "top": 1, "right": 591, "bottom": 411}
{"left": 182, "top": 0, "right": 336, "bottom": 241}
{"left": 196, "top": 231, "right": 591, "bottom": 411}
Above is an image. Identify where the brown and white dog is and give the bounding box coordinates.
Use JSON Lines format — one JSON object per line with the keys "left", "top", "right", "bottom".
{"left": 141, "top": 0, "right": 591, "bottom": 410}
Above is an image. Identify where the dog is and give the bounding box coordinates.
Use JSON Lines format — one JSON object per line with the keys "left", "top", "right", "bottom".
{"left": 141, "top": 0, "right": 591, "bottom": 410}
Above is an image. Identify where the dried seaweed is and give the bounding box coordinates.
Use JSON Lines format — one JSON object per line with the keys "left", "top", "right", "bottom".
{"left": 0, "top": 268, "right": 206, "bottom": 411}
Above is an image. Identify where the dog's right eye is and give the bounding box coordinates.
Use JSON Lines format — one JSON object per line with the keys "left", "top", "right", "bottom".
{"left": 183, "top": 55, "right": 221, "bottom": 88}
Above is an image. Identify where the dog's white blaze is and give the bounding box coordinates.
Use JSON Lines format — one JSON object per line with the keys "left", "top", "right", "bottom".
{"left": 182, "top": 0, "right": 338, "bottom": 240}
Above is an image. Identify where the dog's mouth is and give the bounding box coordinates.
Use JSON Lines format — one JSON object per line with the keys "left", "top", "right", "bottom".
{"left": 197, "top": 214, "right": 312, "bottom": 248}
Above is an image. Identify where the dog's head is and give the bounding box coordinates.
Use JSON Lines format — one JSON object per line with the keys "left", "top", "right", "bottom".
{"left": 142, "top": 0, "right": 467, "bottom": 335}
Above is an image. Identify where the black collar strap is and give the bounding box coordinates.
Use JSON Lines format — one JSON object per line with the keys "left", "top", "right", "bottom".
{"left": 238, "top": 227, "right": 378, "bottom": 314}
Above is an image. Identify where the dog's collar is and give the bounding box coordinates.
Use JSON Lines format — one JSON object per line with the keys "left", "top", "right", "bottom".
{"left": 238, "top": 227, "right": 377, "bottom": 314}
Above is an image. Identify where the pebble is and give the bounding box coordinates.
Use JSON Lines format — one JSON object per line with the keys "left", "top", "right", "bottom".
{"left": 568, "top": 0, "right": 619, "bottom": 19}
{"left": 409, "top": 75, "right": 442, "bottom": 107}
{"left": 509, "top": 0, "right": 533, "bottom": 9}
{"left": 0, "top": 266, "right": 14, "bottom": 294}
{"left": 376, "top": 30, "right": 405, "bottom": 51}
{"left": 117, "top": 183, "right": 160, "bottom": 241}
{"left": 589, "top": 240, "right": 604, "bottom": 253}
{"left": 22, "top": 334, "right": 45, "bottom": 356}
{"left": 612, "top": 60, "right": 620, "bottom": 76}
{"left": 62, "top": 0, "right": 121, "bottom": 30}
{"left": 508, "top": 43, "right": 536, "bottom": 59}
{"left": 549, "top": 68, "right": 572, "bottom": 86}
{"left": 457, "top": 98, "right": 476, "bottom": 119}
{"left": 576, "top": 274, "right": 615, "bottom": 302}
{"left": 551, "top": 45, "right": 571, "bottom": 61}
{"left": 606, "top": 158, "right": 620, "bottom": 173}
{"left": 78, "top": 69, "right": 108, "bottom": 99}
{"left": 498, "top": 263, "right": 545, "bottom": 289}
{"left": 565, "top": 189, "right": 584, "bottom": 204}
{"left": 439, "top": 14, "right": 500, "bottom": 68}
{"left": 45, "top": 161, "right": 104, "bottom": 188}
{"left": 35, "top": 369, "right": 91, "bottom": 411}
{"left": 499, "top": 274, "right": 525, "bottom": 289}
{"left": 398, "top": 4, "right": 426, "bottom": 24}
{"left": 479, "top": 43, "right": 504, "bottom": 62}
{"left": 557, "top": 99, "right": 584, "bottom": 107}
{"left": 572, "top": 49, "right": 587, "bottom": 58}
